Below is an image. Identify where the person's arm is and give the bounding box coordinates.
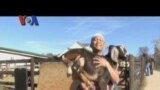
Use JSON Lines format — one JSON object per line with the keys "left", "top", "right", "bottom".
{"left": 93, "top": 57, "right": 120, "bottom": 84}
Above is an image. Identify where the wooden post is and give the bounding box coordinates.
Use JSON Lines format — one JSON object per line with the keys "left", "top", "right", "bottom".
{"left": 15, "top": 68, "right": 28, "bottom": 90}
{"left": 14, "top": 61, "right": 16, "bottom": 71}
{"left": 140, "top": 57, "right": 144, "bottom": 84}
{"left": 129, "top": 54, "right": 135, "bottom": 90}
{"left": 125, "top": 56, "right": 129, "bottom": 90}
{"left": 31, "top": 57, "right": 35, "bottom": 90}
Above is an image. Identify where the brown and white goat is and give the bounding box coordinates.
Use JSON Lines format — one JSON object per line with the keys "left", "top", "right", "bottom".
{"left": 61, "top": 44, "right": 127, "bottom": 90}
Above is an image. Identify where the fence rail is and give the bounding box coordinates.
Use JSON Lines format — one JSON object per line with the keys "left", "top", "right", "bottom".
{"left": 0, "top": 55, "right": 146, "bottom": 90}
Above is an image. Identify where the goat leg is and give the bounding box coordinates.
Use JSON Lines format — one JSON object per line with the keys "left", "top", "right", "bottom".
{"left": 79, "top": 72, "right": 94, "bottom": 89}
{"left": 81, "top": 82, "right": 90, "bottom": 90}
{"left": 98, "top": 77, "right": 107, "bottom": 90}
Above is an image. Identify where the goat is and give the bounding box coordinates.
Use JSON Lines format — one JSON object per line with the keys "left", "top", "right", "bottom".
{"left": 61, "top": 44, "right": 127, "bottom": 90}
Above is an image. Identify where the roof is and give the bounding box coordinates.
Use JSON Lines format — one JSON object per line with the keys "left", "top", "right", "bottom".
{"left": 57, "top": 42, "right": 92, "bottom": 57}
{"left": 0, "top": 47, "right": 47, "bottom": 59}
{"left": 77, "top": 42, "right": 90, "bottom": 47}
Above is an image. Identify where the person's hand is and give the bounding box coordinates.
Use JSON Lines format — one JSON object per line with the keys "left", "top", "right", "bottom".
{"left": 73, "top": 55, "right": 85, "bottom": 72}
{"left": 93, "top": 56, "right": 109, "bottom": 68}
{"left": 75, "top": 55, "right": 85, "bottom": 67}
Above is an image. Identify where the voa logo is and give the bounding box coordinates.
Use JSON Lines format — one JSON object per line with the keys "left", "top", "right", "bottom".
{"left": 18, "top": 15, "right": 39, "bottom": 26}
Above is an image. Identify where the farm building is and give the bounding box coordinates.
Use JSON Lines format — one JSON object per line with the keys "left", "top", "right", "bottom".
{"left": 0, "top": 47, "right": 47, "bottom": 71}
{"left": 0, "top": 47, "right": 48, "bottom": 90}
{"left": 57, "top": 41, "right": 92, "bottom": 57}
{"left": 0, "top": 47, "right": 47, "bottom": 59}
{"left": 0, "top": 42, "right": 91, "bottom": 72}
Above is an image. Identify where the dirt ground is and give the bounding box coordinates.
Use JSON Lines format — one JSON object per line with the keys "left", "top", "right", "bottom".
{"left": 144, "top": 70, "right": 160, "bottom": 90}
{"left": 37, "top": 62, "right": 73, "bottom": 90}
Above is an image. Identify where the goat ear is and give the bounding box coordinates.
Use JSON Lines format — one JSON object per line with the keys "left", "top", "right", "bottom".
{"left": 111, "top": 47, "right": 119, "bottom": 63}
{"left": 119, "top": 44, "right": 127, "bottom": 55}
{"left": 62, "top": 55, "right": 70, "bottom": 64}
{"left": 62, "top": 55, "right": 66, "bottom": 61}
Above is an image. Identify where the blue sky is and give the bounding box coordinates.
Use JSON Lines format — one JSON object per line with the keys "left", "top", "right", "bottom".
{"left": 0, "top": 16, "right": 160, "bottom": 56}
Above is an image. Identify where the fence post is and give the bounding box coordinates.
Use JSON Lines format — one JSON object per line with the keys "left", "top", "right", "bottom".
{"left": 125, "top": 57, "right": 129, "bottom": 90}
{"left": 129, "top": 54, "right": 135, "bottom": 90}
{"left": 15, "top": 68, "right": 28, "bottom": 90}
{"left": 31, "top": 57, "right": 35, "bottom": 90}
{"left": 141, "top": 56, "right": 145, "bottom": 84}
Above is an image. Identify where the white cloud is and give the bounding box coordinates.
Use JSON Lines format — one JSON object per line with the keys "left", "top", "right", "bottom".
{"left": 67, "top": 18, "right": 92, "bottom": 31}
{"left": 65, "top": 17, "right": 125, "bottom": 41}
{"left": 23, "top": 17, "right": 126, "bottom": 54}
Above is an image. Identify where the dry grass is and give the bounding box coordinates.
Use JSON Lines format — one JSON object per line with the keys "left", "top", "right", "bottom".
{"left": 154, "top": 66, "right": 160, "bottom": 71}
{"left": 139, "top": 77, "right": 147, "bottom": 90}
{"left": 0, "top": 86, "right": 13, "bottom": 90}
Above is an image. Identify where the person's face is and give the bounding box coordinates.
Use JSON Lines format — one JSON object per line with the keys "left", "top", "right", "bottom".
{"left": 91, "top": 36, "right": 105, "bottom": 52}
